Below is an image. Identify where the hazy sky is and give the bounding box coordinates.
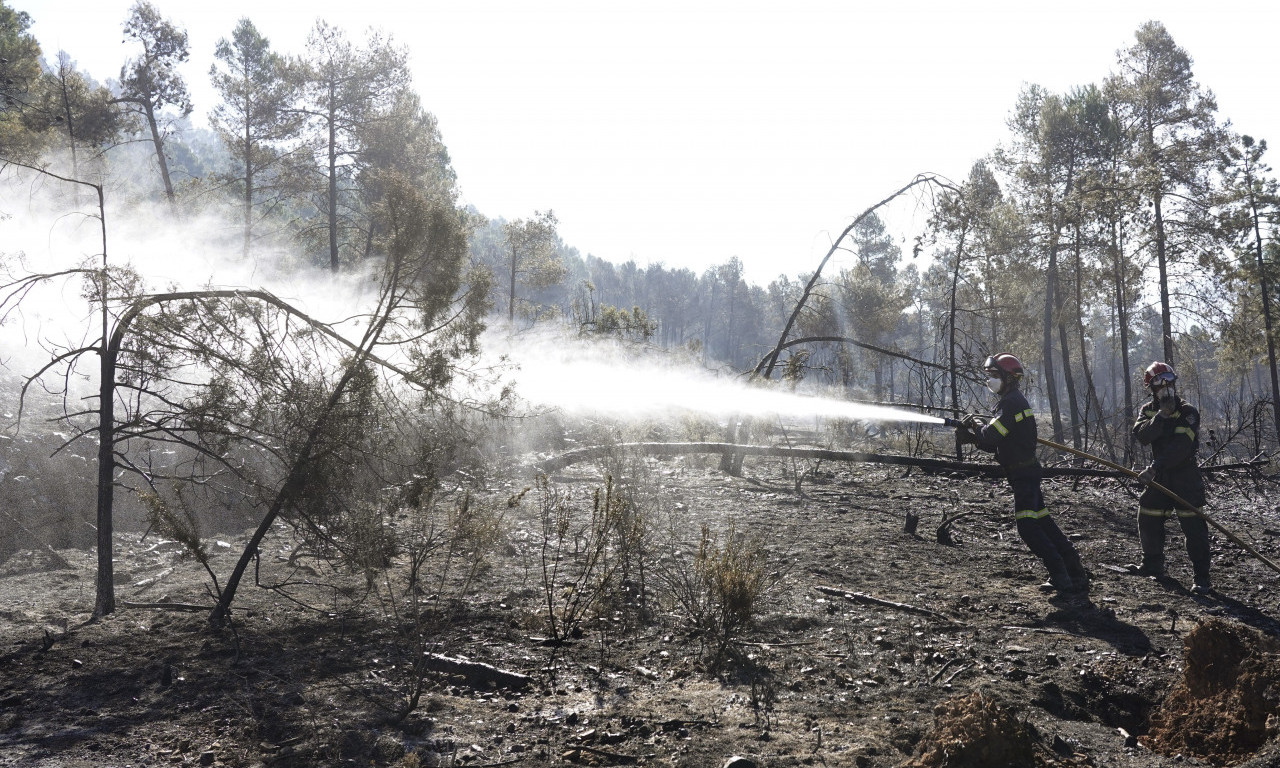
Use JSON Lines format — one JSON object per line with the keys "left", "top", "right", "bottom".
{"left": 16, "top": 0, "right": 1280, "bottom": 283}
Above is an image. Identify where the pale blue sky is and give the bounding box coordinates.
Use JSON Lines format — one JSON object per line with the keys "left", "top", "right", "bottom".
{"left": 16, "top": 0, "right": 1280, "bottom": 283}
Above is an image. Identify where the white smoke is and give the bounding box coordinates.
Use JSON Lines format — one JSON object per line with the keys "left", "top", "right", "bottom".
{"left": 485, "top": 328, "right": 942, "bottom": 427}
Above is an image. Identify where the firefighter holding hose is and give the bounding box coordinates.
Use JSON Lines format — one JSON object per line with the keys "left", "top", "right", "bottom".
{"left": 956, "top": 354, "right": 1089, "bottom": 593}
{"left": 1127, "top": 361, "right": 1212, "bottom": 593}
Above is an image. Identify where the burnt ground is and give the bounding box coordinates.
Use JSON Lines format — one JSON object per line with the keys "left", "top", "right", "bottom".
{"left": 4, "top": 454, "right": 1280, "bottom": 768}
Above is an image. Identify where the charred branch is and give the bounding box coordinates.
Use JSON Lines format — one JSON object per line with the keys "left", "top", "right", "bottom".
{"left": 813, "top": 585, "right": 959, "bottom": 624}
{"left": 419, "top": 652, "right": 533, "bottom": 692}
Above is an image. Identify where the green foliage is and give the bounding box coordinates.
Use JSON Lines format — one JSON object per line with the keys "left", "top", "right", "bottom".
{"left": 208, "top": 18, "right": 299, "bottom": 257}
{"left": 500, "top": 210, "right": 565, "bottom": 324}
{"left": 293, "top": 20, "right": 413, "bottom": 271}
{"left": 118, "top": 1, "right": 193, "bottom": 203}
{"left": 28, "top": 55, "right": 124, "bottom": 159}
{"left": 0, "top": 0, "right": 43, "bottom": 159}
{"left": 578, "top": 299, "right": 657, "bottom": 342}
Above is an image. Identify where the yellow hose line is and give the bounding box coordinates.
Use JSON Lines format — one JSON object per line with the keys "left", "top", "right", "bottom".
{"left": 1037, "top": 436, "right": 1280, "bottom": 577}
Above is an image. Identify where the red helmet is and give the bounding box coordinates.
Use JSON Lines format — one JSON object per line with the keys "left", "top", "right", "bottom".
{"left": 1143, "top": 361, "right": 1177, "bottom": 388}
{"left": 983, "top": 353, "right": 1024, "bottom": 379}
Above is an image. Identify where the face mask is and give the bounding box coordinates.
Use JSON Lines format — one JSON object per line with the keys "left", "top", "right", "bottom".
{"left": 1156, "top": 386, "right": 1176, "bottom": 404}
{"left": 986, "top": 377, "right": 1004, "bottom": 394}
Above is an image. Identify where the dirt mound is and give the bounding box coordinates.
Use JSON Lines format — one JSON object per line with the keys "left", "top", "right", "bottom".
{"left": 900, "top": 692, "right": 1041, "bottom": 768}
{"left": 1145, "top": 618, "right": 1280, "bottom": 765}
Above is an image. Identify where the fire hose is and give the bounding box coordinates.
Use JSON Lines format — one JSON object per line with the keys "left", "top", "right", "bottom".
{"left": 942, "top": 416, "right": 1280, "bottom": 577}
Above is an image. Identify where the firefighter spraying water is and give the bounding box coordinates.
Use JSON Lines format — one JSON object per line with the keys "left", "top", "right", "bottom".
{"left": 952, "top": 354, "right": 1089, "bottom": 594}
{"left": 527, "top": 343, "right": 1280, "bottom": 586}
{"left": 941, "top": 358, "right": 1280, "bottom": 587}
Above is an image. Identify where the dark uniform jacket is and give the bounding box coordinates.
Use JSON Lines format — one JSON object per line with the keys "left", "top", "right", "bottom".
{"left": 1133, "top": 396, "right": 1205, "bottom": 508}
{"left": 975, "top": 387, "right": 1040, "bottom": 480}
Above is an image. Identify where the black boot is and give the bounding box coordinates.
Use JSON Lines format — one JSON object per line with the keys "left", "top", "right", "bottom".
{"left": 1125, "top": 562, "right": 1165, "bottom": 577}
{"left": 1192, "top": 563, "right": 1212, "bottom": 594}
{"left": 1129, "top": 514, "right": 1166, "bottom": 576}
{"left": 1040, "top": 571, "right": 1076, "bottom": 593}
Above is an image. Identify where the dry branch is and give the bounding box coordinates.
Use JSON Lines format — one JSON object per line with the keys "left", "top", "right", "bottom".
{"left": 421, "top": 652, "right": 533, "bottom": 691}
{"left": 750, "top": 335, "right": 957, "bottom": 378}
{"left": 814, "top": 585, "right": 957, "bottom": 623}
{"left": 756, "top": 174, "right": 954, "bottom": 381}
{"left": 936, "top": 511, "right": 982, "bottom": 545}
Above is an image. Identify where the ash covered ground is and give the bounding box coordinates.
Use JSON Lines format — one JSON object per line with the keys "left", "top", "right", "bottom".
{"left": 3, "top": 455, "right": 1280, "bottom": 768}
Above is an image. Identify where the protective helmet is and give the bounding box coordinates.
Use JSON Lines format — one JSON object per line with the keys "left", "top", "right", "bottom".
{"left": 1143, "top": 361, "right": 1177, "bottom": 388}
{"left": 983, "top": 353, "right": 1024, "bottom": 379}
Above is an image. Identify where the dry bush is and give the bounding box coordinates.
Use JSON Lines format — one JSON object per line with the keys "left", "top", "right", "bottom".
{"left": 591, "top": 444, "right": 660, "bottom": 618}
{"left": 653, "top": 520, "right": 778, "bottom": 668}
{"left": 371, "top": 485, "right": 508, "bottom": 722}
{"left": 137, "top": 488, "right": 223, "bottom": 602}
{"left": 533, "top": 475, "right": 625, "bottom": 645}
{"left": 901, "top": 691, "right": 1041, "bottom": 768}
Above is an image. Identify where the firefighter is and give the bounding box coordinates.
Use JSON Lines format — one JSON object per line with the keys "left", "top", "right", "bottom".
{"left": 1127, "top": 361, "right": 1212, "bottom": 593}
{"left": 957, "top": 354, "right": 1088, "bottom": 593}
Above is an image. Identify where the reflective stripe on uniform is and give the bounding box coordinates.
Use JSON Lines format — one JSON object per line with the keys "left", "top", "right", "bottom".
{"left": 1013, "top": 408, "right": 1032, "bottom": 422}
{"left": 1174, "top": 425, "right": 1196, "bottom": 441}
{"left": 1016, "top": 508, "right": 1050, "bottom": 520}
{"left": 991, "top": 419, "right": 1009, "bottom": 436}
{"left": 1140, "top": 506, "right": 1199, "bottom": 519}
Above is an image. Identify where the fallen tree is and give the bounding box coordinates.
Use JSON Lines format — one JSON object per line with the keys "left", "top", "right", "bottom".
{"left": 534, "top": 441, "right": 1267, "bottom": 479}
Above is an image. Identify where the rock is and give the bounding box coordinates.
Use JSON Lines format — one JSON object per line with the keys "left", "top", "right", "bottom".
{"left": 724, "top": 756, "right": 757, "bottom": 768}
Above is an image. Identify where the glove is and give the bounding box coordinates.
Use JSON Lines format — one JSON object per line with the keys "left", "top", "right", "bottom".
{"left": 1137, "top": 465, "right": 1156, "bottom": 484}
{"left": 955, "top": 415, "right": 981, "bottom": 445}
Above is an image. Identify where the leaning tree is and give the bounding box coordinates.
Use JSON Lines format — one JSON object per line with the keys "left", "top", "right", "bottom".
{"left": 1, "top": 164, "right": 490, "bottom": 620}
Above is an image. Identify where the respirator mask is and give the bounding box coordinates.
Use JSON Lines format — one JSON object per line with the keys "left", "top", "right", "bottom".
{"left": 986, "top": 377, "right": 1004, "bottom": 395}
{"left": 1155, "top": 385, "right": 1176, "bottom": 405}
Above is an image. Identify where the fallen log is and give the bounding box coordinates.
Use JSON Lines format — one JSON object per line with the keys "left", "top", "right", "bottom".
{"left": 421, "top": 652, "right": 533, "bottom": 691}
{"left": 119, "top": 600, "right": 209, "bottom": 612}
{"left": 534, "top": 441, "right": 1267, "bottom": 478}
{"left": 537, "top": 442, "right": 1002, "bottom": 476}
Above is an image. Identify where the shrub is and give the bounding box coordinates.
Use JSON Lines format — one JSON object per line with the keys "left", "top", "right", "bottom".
{"left": 655, "top": 520, "right": 776, "bottom": 668}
